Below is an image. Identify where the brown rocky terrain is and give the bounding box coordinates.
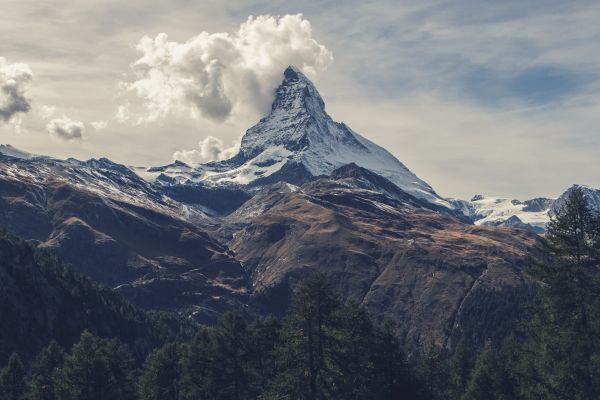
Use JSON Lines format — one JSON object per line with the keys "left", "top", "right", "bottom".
{"left": 222, "top": 164, "right": 537, "bottom": 348}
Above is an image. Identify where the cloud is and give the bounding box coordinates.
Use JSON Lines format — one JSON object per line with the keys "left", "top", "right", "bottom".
{"left": 124, "top": 13, "right": 333, "bottom": 123}
{"left": 39, "top": 105, "right": 57, "bottom": 119}
{"left": 47, "top": 116, "right": 85, "bottom": 141}
{"left": 90, "top": 120, "right": 108, "bottom": 130}
{"left": 173, "top": 134, "right": 242, "bottom": 164}
{"left": 115, "top": 104, "right": 131, "bottom": 123}
{"left": 0, "top": 57, "right": 33, "bottom": 123}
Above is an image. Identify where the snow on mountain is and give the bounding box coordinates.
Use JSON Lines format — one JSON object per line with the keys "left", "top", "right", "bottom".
{"left": 452, "top": 184, "right": 600, "bottom": 233}
{"left": 150, "top": 66, "right": 451, "bottom": 208}
{"left": 0, "top": 154, "right": 211, "bottom": 224}
{"left": 0, "top": 144, "right": 37, "bottom": 159}
{"left": 551, "top": 184, "right": 600, "bottom": 215}
{"left": 450, "top": 195, "right": 553, "bottom": 232}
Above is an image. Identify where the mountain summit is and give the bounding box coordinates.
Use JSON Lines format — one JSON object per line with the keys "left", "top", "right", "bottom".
{"left": 157, "top": 66, "right": 451, "bottom": 208}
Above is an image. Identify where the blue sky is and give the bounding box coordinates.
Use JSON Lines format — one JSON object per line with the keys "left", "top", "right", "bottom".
{"left": 0, "top": 0, "right": 599, "bottom": 199}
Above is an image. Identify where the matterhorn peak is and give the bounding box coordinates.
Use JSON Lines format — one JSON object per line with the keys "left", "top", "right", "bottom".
{"left": 151, "top": 66, "right": 452, "bottom": 208}
{"left": 270, "top": 65, "right": 325, "bottom": 117}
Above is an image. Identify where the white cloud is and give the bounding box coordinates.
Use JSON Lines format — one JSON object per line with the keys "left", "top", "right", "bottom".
{"left": 47, "top": 116, "right": 85, "bottom": 141}
{"left": 0, "top": 57, "right": 33, "bottom": 123}
{"left": 124, "top": 13, "right": 333, "bottom": 123}
{"left": 90, "top": 120, "right": 108, "bottom": 130}
{"left": 39, "top": 105, "right": 57, "bottom": 119}
{"left": 173, "top": 133, "right": 242, "bottom": 164}
{"left": 115, "top": 104, "right": 131, "bottom": 123}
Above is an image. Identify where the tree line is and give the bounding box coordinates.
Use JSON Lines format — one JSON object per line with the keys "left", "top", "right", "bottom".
{"left": 1, "top": 187, "right": 599, "bottom": 399}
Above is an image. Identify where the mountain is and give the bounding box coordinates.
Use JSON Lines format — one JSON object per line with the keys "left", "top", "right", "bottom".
{"left": 219, "top": 163, "right": 536, "bottom": 348}
{"left": 551, "top": 184, "right": 600, "bottom": 216}
{"left": 145, "top": 66, "right": 452, "bottom": 209}
{"left": 0, "top": 67, "right": 551, "bottom": 349}
{"left": 451, "top": 184, "right": 600, "bottom": 233}
{"left": 0, "top": 232, "right": 189, "bottom": 364}
{"left": 450, "top": 195, "right": 553, "bottom": 233}
{"left": 0, "top": 153, "right": 248, "bottom": 322}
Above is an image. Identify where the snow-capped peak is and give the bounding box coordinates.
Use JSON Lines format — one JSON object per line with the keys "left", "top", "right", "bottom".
{"left": 165, "top": 66, "right": 452, "bottom": 208}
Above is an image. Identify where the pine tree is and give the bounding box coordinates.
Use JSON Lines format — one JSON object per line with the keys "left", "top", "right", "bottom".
{"left": 208, "top": 311, "right": 254, "bottom": 400}
{"left": 417, "top": 339, "right": 449, "bottom": 400}
{"left": 523, "top": 187, "right": 600, "bottom": 399}
{"left": 139, "top": 343, "right": 182, "bottom": 400}
{"left": 0, "top": 353, "right": 26, "bottom": 400}
{"left": 55, "top": 331, "right": 135, "bottom": 400}
{"left": 248, "top": 316, "right": 279, "bottom": 391}
{"left": 450, "top": 339, "right": 472, "bottom": 399}
{"left": 462, "top": 341, "right": 498, "bottom": 400}
{"left": 370, "top": 321, "right": 425, "bottom": 400}
{"left": 180, "top": 328, "right": 211, "bottom": 400}
{"left": 28, "top": 341, "right": 65, "bottom": 400}
{"left": 265, "top": 273, "right": 341, "bottom": 400}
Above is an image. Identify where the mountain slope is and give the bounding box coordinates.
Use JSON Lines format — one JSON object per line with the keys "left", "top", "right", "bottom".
{"left": 0, "top": 155, "right": 248, "bottom": 321}
{"left": 0, "top": 232, "right": 190, "bottom": 364}
{"left": 220, "top": 164, "right": 536, "bottom": 348}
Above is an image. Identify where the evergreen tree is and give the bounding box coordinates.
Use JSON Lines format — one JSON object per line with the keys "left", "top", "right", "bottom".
{"left": 417, "top": 339, "right": 449, "bottom": 400}
{"left": 138, "top": 343, "right": 182, "bottom": 400}
{"left": 370, "top": 321, "right": 425, "bottom": 400}
{"left": 266, "top": 273, "right": 341, "bottom": 400}
{"left": 248, "top": 316, "right": 279, "bottom": 391}
{"left": 0, "top": 353, "right": 26, "bottom": 400}
{"left": 54, "top": 331, "right": 135, "bottom": 400}
{"left": 449, "top": 339, "right": 472, "bottom": 399}
{"left": 208, "top": 311, "right": 255, "bottom": 400}
{"left": 180, "top": 328, "right": 211, "bottom": 400}
{"left": 462, "top": 341, "right": 498, "bottom": 400}
{"left": 524, "top": 187, "right": 600, "bottom": 399}
{"left": 28, "top": 341, "right": 65, "bottom": 400}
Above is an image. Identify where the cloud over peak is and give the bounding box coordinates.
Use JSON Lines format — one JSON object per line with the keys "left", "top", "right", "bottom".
{"left": 47, "top": 117, "right": 85, "bottom": 141}
{"left": 0, "top": 58, "right": 33, "bottom": 123}
{"left": 124, "top": 14, "right": 333, "bottom": 123}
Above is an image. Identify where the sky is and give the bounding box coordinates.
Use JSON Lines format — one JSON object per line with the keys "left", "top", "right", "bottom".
{"left": 1, "top": 0, "right": 599, "bottom": 200}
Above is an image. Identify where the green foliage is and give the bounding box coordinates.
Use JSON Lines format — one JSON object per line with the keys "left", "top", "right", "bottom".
{"left": 0, "top": 353, "right": 26, "bottom": 400}
{"left": 417, "top": 340, "right": 450, "bottom": 400}
{"left": 54, "top": 331, "right": 135, "bottom": 400}
{"left": 450, "top": 340, "right": 473, "bottom": 399}
{"left": 522, "top": 187, "right": 600, "bottom": 399}
{"left": 28, "top": 341, "right": 65, "bottom": 400}
{"left": 0, "top": 231, "right": 194, "bottom": 365}
{"left": 138, "top": 343, "right": 182, "bottom": 400}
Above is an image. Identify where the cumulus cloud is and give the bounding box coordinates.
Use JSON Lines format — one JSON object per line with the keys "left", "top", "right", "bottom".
{"left": 47, "top": 116, "right": 85, "bottom": 141}
{"left": 124, "top": 14, "right": 333, "bottom": 123}
{"left": 90, "top": 120, "right": 108, "bottom": 130}
{"left": 0, "top": 57, "right": 33, "bottom": 123}
{"left": 173, "top": 134, "right": 242, "bottom": 164}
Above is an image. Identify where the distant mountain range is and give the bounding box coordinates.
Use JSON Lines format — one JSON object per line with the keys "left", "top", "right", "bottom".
{"left": 1, "top": 67, "right": 598, "bottom": 349}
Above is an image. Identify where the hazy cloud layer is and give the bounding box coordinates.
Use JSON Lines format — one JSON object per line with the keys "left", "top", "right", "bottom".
{"left": 90, "top": 120, "right": 108, "bottom": 131}
{"left": 124, "top": 14, "right": 332, "bottom": 123}
{"left": 0, "top": 58, "right": 33, "bottom": 123}
{"left": 173, "top": 134, "right": 241, "bottom": 164}
{"left": 47, "top": 117, "right": 85, "bottom": 141}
